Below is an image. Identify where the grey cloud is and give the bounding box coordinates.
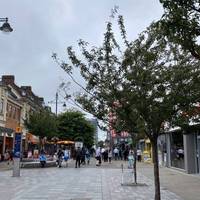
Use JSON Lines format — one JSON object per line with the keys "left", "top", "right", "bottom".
{"left": 0, "top": 0, "right": 163, "bottom": 114}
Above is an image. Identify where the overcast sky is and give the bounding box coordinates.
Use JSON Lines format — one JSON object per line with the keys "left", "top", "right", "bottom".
{"left": 0, "top": 0, "right": 163, "bottom": 139}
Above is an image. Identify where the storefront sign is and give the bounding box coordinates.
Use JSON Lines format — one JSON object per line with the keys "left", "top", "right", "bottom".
{"left": 75, "top": 141, "right": 83, "bottom": 149}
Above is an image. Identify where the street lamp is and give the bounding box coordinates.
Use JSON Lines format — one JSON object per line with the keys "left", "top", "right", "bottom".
{"left": 48, "top": 92, "right": 66, "bottom": 116}
{"left": 0, "top": 18, "right": 13, "bottom": 32}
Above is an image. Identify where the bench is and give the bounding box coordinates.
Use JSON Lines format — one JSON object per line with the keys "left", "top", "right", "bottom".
{"left": 21, "top": 160, "right": 56, "bottom": 168}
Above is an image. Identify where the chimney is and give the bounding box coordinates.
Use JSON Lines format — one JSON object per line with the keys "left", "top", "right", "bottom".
{"left": 21, "top": 86, "right": 32, "bottom": 92}
{"left": 2, "top": 75, "right": 15, "bottom": 85}
{"left": 39, "top": 97, "right": 44, "bottom": 102}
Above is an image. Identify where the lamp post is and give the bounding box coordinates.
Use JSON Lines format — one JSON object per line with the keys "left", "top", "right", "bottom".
{"left": 48, "top": 92, "right": 66, "bottom": 116}
{"left": 0, "top": 18, "right": 13, "bottom": 32}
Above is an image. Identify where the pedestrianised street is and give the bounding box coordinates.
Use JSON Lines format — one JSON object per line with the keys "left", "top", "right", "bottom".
{"left": 0, "top": 159, "right": 200, "bottom": 200}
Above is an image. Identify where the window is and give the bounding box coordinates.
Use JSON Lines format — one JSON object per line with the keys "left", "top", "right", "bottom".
{"left": 16, "top": 108, "right": 21, "bottom": 120}
{"left": 9, "top": 104, "right": 12, "bottom": 118}
{"left": 13, "top": 107, "right": 16, "bottom": 119}
{"left": 0, "top": 99, "right": 3, "bottom": 114}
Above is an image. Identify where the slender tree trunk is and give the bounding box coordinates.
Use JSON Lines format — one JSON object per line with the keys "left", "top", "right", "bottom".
{"left": 133, "top": 145, "right": 137, "bottom": 184}
{"left": 152, "top": 137, "right": 161, "bottom": 200}
{"left": 131, "top": 135, "right": 137, "bottom": 184}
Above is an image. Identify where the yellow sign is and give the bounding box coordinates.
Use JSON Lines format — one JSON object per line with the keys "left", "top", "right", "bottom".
{"left": 15, "top": 126, "right": 22, "bottom": 133}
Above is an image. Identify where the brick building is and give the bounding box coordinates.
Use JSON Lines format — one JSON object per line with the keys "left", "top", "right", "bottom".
{"left": 0, "top": 75, "right": 44, "bottom": 157}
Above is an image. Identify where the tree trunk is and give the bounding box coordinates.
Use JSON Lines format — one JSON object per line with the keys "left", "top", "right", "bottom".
{"left": 152, "top": 137, "right": 161, "bottom": 200}
{"left": 133, "top": 145, "right": 137, "bottom": 184}
{"left": 131, "top": 134, "right": 137, "bottom": 184}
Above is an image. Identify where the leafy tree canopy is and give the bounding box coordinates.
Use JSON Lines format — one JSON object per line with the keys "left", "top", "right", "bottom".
{"left": 55, "top": 13, "right": 200, "bottom": 200}
{"left": 57, "top": 110, "right": 95, "bottom": 148}
{"left": 24, "top": 109, "right": 57, "bottom": 139}
{"left": 160, "top": 0, "right": 200, "bottom": 59}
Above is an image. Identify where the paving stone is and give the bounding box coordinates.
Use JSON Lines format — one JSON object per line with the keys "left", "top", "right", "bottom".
{"left": 0, "top": 162, "right": 183, "bottom": 200}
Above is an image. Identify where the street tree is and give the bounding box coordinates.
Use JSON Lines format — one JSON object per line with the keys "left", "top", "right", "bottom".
{"left": 54, "top": 14, "right": 200, "bottom": 200}
{"left": 159, "top": 0, "right": 200, "bottom": 60}
{"left": 57, "top": 110, "right": 95, "bottom": 148}
{"left": 24, "top": 108, "right": 57, "bottom": 149}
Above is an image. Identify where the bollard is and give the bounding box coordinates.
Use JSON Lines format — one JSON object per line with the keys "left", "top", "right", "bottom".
{"left": 121, "top": 163, "right": 124, "bottom": 185}
{"left": 13, "top": 157, "right": 20, "bottom": 177}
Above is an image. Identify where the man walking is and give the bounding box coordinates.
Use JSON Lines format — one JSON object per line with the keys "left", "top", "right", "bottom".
{"left": 75, "top": 147, "right": 81, "bottom": 168}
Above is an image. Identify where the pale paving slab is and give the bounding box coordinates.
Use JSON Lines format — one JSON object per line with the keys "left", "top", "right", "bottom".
{"left": 0, "top": 167, "right": 182, "bottom": 200}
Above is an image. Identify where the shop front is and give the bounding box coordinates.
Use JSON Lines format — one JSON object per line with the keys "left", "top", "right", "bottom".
{"left": 170, "top": 131, "right": 185, "bottom": 170}
{"left": 166, "top": 127, "right": 200, "bottom": 174}
{"left": 142, "top": 139, "right": 152, "bottom": 163}
{"left": 0, "top": 126, "right": 14, "bottom": 157}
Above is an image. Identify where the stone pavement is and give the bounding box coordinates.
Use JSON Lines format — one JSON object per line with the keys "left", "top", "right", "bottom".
{"left": 0, "top": 159, "right": 184, "bottom": 200}
{"left": 0, "top": 161, "right": 13, "bottom": 170}
{"left": 137, "top": 162, "right": 200, "bottom": 200}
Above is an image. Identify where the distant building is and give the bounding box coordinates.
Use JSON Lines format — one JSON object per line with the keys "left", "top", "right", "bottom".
{"left": 0, "top": 75, "right": 45, "bottom": 156}
{"left": 108, "top": 111, "right": 131, "bottom": 148}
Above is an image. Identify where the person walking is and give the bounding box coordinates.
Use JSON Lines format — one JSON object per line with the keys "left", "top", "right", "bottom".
{"left": 128, "top": 150, "right": 134, "bottom": 169}
{"left": 63, "top": 148, "right": 70, "bottom": 167}
{"left": 57, "top": 149, "right": 64, "bottom": 168}
{"left": 137, "top": 149, "right": 142, "bottom": 162}
{"left": 113, "top": 147, "right": 119, "bottom": 160}
{"left": 85, "top": 149, "right": 90, "bottom": 165}
{"left": 95, "top": 147, "right": 101, "bottom": 166}
{"left": 75, "top": 147, "right": 82, "bottom": 168}
{"left": 108, "top": 149, "right": 112, "bottom": 163}
{"left": 81, "top": 147, "right": 86, "bottom": 165}
{"left": 104, "top": 149, "right": 108, "bottom": 162}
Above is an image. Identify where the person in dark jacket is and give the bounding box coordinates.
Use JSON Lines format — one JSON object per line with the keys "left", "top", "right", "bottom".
{"left": 81, "top": 147, "right": 86, "bottom": 165}
{"left": 75, "top": 147, "right": 82, "bottom": 168}
{"left": 57, "top": 149, "right": 64, "bottom": 168}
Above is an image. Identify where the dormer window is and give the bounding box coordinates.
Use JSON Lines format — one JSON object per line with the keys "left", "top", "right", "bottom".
{"left": 22, "top": 91, "right": 26, "bottom": 96}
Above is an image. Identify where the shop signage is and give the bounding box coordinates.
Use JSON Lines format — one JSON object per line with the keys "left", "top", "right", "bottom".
{"left": 14, "top": 132, "right": 22, "bottom": 158}
{"left": 75, "top": 141, "right": 83, "bottom": 149}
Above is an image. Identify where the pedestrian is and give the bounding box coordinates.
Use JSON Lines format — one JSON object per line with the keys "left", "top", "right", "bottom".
{"left": 123, "top": 147, "right": 129, "bottom": 161}
{"left": 137, "top": 149, "right": 142, "bottom": 162}
{"left": 95, "top": 147, "right": 101, "bottom": 166}
{"left": 39, "top": 150, "right": 47, "bottom": 168}
{"left": 113, "top": 147, "right": 119, "bottom": 160}
{"left": 57, "top": 149, "right": 64, "bottom": 168}
{"left": 85, "top": 149, "right": 90, "bottom": 165}
{"left": 103, "top": 149, "right": 108, "bottom": 162}
{"left": 63, "top": 148, "right": 70, "bottom": 167}
{"left": 128, "top": 150, "right": 134, "bottom": 169}
{"left": 75, "top": 147, "right": 82, "bottom": 168}
{"left": 108, "top": 149, "right": 112, "bottom": 163}
{"left": 81, "top": 147, "right": 86, "bottom": 165}
{"left": 119, "top": 149, "right": 123, "bottom": 160}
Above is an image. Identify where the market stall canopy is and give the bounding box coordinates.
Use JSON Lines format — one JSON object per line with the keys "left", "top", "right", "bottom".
{"left": 26, "top": 133, "right": 39, "bottom": 144}
{"left": 57, "top": 140, "right": 75, "bottom": 145}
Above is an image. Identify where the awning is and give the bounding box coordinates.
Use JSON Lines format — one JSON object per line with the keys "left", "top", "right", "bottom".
{"left": 26, "top": 133, "right": 39, "bottom": 144}
{"left": 56, "top": 140, "right": 75, "bottom": 145}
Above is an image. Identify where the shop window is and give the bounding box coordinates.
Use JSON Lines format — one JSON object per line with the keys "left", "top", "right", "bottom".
{"left": 170, "top": 132, "right": 185, "bottom": 169}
